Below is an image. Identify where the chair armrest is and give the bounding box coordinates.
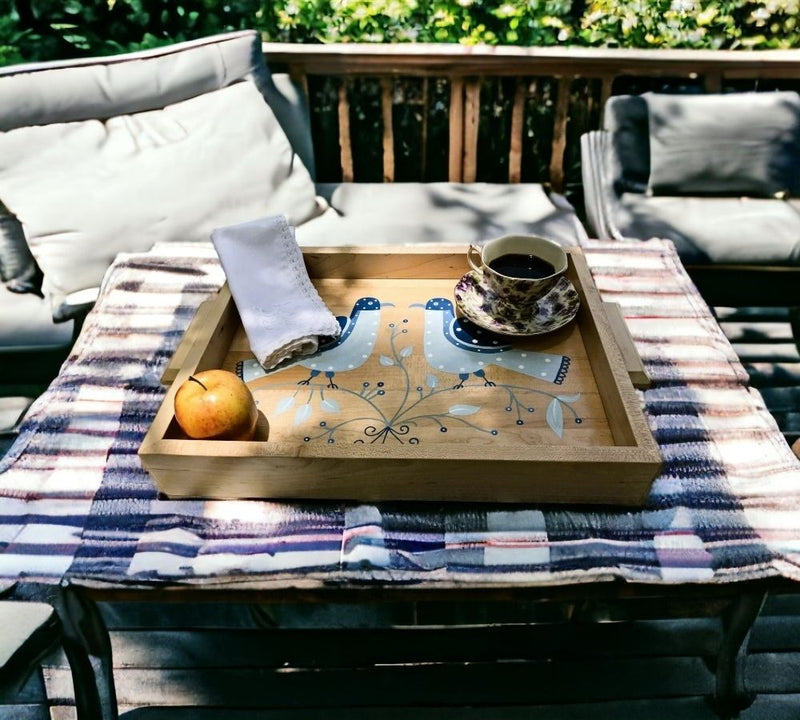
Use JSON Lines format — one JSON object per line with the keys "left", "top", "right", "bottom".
{"left": 580, "top": 130, "right": 625, "bottom": 241}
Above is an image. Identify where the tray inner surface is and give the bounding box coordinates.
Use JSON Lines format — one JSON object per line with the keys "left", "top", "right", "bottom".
{"left": 211, "top": 277, "right": 612, "bottom": 450}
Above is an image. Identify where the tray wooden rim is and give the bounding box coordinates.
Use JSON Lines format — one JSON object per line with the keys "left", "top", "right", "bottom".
{"left": 140, "top": 245, "right": 662, "bottom": 505}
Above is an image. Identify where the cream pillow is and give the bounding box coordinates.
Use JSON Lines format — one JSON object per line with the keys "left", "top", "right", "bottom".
{"left": 0, "top": 80, "right": 322, "bottom": 319}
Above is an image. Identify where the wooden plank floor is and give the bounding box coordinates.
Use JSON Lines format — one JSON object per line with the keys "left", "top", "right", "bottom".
{"left": 711, "top": 305, "right": 800, "bottom": 448}
{"left": 1, "top": 592, "right": 797, "bottom": 719}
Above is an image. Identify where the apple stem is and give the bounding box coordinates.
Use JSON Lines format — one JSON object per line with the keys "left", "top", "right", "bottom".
{"left": 188, "top": 375, "right": 208, "bottom": 391}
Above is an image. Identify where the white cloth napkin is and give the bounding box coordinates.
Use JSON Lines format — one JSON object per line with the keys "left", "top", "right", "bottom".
{"left": 211, "top": 215, "right": 341, "bottom": 370}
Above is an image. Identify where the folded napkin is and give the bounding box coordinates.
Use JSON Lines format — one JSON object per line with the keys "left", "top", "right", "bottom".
{"left": 211, "top": 215, "right": 341, "bottom": 370}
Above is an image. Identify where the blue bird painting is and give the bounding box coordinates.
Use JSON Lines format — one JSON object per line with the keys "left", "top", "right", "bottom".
{"left": 411, "top": 297, "right": 570, "bottom": 388}
{"left": 237, "top": 297, "right": 390, "bottom": 387}
{"left": 294, "top": 296, "right": 391, "bottom": 388}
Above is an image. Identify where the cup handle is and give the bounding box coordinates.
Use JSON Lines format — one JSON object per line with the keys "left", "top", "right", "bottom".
{"left": 467, "top": 244, "right": 483, "bottom": 274}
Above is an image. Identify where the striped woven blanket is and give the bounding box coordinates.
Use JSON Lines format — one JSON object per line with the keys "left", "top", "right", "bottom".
{"left": 1, "top": 239, "right": 799, "bottom": 589}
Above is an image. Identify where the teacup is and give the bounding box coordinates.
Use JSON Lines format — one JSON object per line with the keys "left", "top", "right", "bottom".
{"left": 467, "top": 235, "right": 568, "bottom": 309}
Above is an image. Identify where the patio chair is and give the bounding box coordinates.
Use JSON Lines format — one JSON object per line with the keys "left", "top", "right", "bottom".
{"left": 0, "top": 601, "right": 97, "bottom": 719}
{"left": 581, "top": 91, "right": 800, "bottom": 449}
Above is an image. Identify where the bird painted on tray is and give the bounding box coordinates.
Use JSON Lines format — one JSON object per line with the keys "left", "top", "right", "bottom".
{"left": 294, "top": 296, "right": 394, "bottom": 388}
{"left": 238, "top": 297, "right": 393, "bottom": 388}
{"left": 410, "top": 297, "right": 570, "bottom": 388}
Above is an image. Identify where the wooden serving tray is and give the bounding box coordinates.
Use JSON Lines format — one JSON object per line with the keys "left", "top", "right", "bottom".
{"left": 140, "top": 246, "right": 661, "bottom": 505}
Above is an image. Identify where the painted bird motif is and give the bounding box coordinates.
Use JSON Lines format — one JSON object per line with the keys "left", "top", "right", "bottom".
{"left": 412, "top": 297, "right": 570, "bottom": 388}
{"left": 290, "top": 296, "right": 391, "bottom": 388}
{"left": 238, "top": 297, "right": 391, "bottom": 387}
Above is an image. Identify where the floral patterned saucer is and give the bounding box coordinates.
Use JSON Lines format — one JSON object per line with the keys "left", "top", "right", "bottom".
{"left": 454, "top": 271, "right": 580, "bottom": 336}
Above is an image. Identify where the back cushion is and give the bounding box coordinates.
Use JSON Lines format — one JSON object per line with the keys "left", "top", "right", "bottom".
{"left": 0, "top": 30, "right": 320, "bottom": 320}
{"left": 603, "top": 94, "right": 650, "bottom": 195}
{"left": 0, "top": 30, "right": 269, "bottom": 129}
{"left": 646, "top": 92, "right": 800, "bottom": 197}
{"left": 0, "top": 80, "right": 321, "bottom": 320}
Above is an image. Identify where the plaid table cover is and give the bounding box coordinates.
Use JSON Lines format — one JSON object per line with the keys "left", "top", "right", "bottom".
{"left": 1, "top": 238, "right": 799, "bottom": 590}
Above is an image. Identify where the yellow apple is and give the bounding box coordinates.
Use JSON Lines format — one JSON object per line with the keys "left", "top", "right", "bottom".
{"left": 174, "top": 369, "right": 258, "bottom": 441}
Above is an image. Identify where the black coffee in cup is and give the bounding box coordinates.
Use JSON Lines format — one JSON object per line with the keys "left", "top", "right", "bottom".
{"left": 488, "top": 253, "right": 555, "bottom": 279}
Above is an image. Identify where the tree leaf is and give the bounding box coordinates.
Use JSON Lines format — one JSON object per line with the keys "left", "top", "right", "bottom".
{"left": 274, "top": 396, "right": 295, "bottom": 415}
{"left": 400, "top": 345, "right": 413, "bottom": 357}
{"left": 379, "top": 354, "right": 395, "bottom": 366}
{"left": 426, "top": 374, "right": 438, "bottom": 388}
{"left": 321, "top": 399, "right": 341, "bottom": 413}
{"left": 448, "top": 404, "right": 480, "bottom": 416}
{"left": 293, "top": 403, "right": 313, "bottom": 426}
{"left": 556, "top": 393, "right": 581, "bottom": 403}
{"left": 546, "top": 398, "right": 564, "bottom": 438}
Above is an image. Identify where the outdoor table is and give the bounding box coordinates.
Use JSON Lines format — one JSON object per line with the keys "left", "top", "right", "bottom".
{"left": 1, "top": 238, "right": 799, "bottom": 720}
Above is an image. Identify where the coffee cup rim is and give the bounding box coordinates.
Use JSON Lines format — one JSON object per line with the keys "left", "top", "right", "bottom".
{"left": 478, "top": 234, "right": 568, "bottom": 282}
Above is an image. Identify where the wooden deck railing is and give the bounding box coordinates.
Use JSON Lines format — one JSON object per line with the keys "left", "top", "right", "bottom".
{"left": 262, "top": 43, "right": 800, "bottom": 193}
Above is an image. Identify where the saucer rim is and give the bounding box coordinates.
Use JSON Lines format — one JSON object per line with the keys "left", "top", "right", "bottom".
{"left": 454, "top": 271, "right": 580, "bottom": 337}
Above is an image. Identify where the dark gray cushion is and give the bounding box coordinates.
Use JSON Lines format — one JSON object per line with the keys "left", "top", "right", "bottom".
{"left": 602, "top": 95, "right": 650, "bottom": 195}
{"left": 0, "top": 31, "right": 322, "bottom": 321}
{"left": 300, "top": 183, "right": 588, "bottom": 247}
{"left": 646, "top": 92, "right": 800, "bottom": 197}
{"left": 615, "top": 194, "right": 800, "bottom": 265}
{"left": 0, "top": 207, "right": 42, "bottom": 295}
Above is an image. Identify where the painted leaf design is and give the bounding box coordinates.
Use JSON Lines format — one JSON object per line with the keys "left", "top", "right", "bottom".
{"left": 379, "top": 354, "right": 395, "bottom": 366}
{"left": 293, "top": 403, "right": 313, "bottom": 426}
{"left": 274, "top": 396, "right": 295, "bottom": 415}
{"left": 426, "top": 374, "right": 438, "bottom": 389}
{"left": 400, "top": 345, "right": 413, "bottom": 358}
{"left": 556, "top": 393, "right": 581, "bottom": 403}
{"left": 546, "top": 398, "right": 564, "bottom": 438}
{"left": 321, "top": 399, "right": 341, "bottom": 414}
{"left": 448, "top": 404, "right": 480, "bottom": 416}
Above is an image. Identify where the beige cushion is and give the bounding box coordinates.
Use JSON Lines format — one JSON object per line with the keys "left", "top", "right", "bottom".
{"left": 646, "top": 92, "right": 800, "bottom": 198}
{"left": 0, "top": 81, "right": 322, "bottom": 319}
{"left": 616, "top": 193, "right": 800, "bottom": 264}
{"left": 298, "top": 183, "right": 587, "bottom": 247}
{"left": 0, "top": 602, "right": 56, "bottom": 670}
{"left": 0, "top": 30, "right": 266, "bottom": 129}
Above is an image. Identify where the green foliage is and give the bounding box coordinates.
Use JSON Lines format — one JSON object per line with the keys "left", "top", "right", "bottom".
{"left": 0, "top": 0, "right": 797, "bottom": 67}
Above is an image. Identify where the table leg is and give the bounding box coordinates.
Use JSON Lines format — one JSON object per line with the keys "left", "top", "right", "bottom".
{"left": 52, "top": 581, "right": 118, "bottom": 720}
{"left": 709, "top": 589, "right": 766, "bottom": 718}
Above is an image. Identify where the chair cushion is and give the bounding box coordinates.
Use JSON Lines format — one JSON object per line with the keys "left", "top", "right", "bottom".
{"left": 264, "top": 73, "right": 316, "bottom": 180}
{"left": 0, "top": 80, "right": 321, "bottom": 322}
{"left": 0, "top": 30, "right": 320, "bottom": 320}
{"left": 0, "top": 602, "right": 57, "bottom": 673}
{"left": 646, "top": 92, "right": 800, "bottom": 198}
{"left": 0, "top": 285, "right": 73, "bottom": 350}
{"left": 0, "top": 30, "right": 267, "bottom": 128}
{"left": 603, "top": 94, "right": 650, "bottom": 195}
{"left": 298, "top": 182, "right": 587, "bottom": 247}
{"left": 615, "top": 194, "right": 800, "bottom": 265}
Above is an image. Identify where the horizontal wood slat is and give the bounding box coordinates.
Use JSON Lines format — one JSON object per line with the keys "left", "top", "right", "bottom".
{"left": 262, "top": 43, "right": 800, "bottom": 78}
{"left": 113, "top": 699, "right": 722, "bottom": 720}
{"left": 47, "top": 657, "right": 714, "bottom": 708}
{"left": 718, "top": 322, "right": 796, "bottom": 343}
{"left": 105, "top": 620, "right": 721, "bottom": 669}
